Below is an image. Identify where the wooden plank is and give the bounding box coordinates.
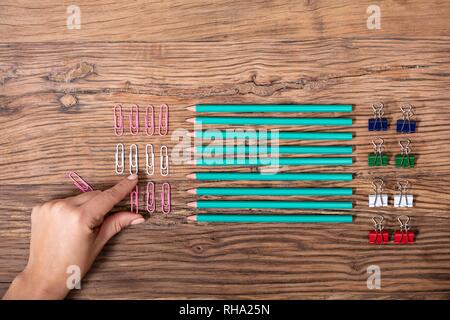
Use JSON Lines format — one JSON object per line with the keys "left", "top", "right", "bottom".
{"left": 1, "top": 0, "right": 450, "bottom": 42}
{"left": 1, "top": 40, "right": 450, "bottom": 185}
{"left": 1, "top": 207, "right": 450, "bottom": 299}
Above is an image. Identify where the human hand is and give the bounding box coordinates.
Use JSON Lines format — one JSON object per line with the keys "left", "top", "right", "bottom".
{"left": 3, "top": 174, "right": 144, "bottom": 300}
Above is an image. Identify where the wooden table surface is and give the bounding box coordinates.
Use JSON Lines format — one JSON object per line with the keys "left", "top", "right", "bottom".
{"left": 1, "top": 0, "right": 450, "bottom": 299}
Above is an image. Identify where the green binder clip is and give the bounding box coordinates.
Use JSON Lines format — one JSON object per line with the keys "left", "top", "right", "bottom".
{"left": 395, "top": 139, "right": 415, "bottom": 168}
{"left": 369, "top": 137, "right": 389, "bottom": 166}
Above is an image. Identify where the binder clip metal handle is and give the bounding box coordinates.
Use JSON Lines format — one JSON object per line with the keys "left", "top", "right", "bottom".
{"left": 372, "top": 102, "right": 384, "bottom": 118}
{"left": 372, "top": 215, "right": 384, "bottom": 231}
{"left": 369, "top": 102, "right": 388, "bottom": 131}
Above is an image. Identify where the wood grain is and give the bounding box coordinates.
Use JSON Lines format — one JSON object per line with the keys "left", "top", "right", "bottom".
{"left": 1, "top": 0, "right": 450, "bottom": 42}
{"left": 1, "top": 0, "right": 450, "bottom": 299}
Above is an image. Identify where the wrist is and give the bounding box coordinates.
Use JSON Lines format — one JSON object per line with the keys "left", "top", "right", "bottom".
{"left": 4, "top": 267, "right": 69, "bottom": 300}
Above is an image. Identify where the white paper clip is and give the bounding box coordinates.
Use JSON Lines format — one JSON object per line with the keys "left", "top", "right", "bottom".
{"left": 115, "top": 143, "right": 124, "bottom": 175}
{"left": 129, "top": 144, "right": 139, "bottom": 174}
{"left": 394, "top": 180, "right": 413, "bottom": 208}
{"left": 369, "top": 178, "right": 388, "bottom": 207}
{"left": 145, "top": 144, "right": 155, "bottom": 176}
{"left": 160, "top": 145, "right": 169, "bottom": 176}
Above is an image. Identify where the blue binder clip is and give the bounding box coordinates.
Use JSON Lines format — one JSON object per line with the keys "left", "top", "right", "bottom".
{"left": 368, "top": 102, "right": 388, "bottom": 131}
{"left": 397, "top": 104, "right": 416, "bottom": 133}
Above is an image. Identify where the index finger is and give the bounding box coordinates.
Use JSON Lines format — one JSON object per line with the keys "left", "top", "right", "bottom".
{"left": 82, "top": 174, "right": 138, "bottom": 226}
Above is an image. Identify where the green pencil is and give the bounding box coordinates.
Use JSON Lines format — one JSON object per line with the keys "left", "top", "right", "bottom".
{"left": 188, "top": 201, "right": 352, "bottom": 210}
{"left": 193, "top": 130, "right": 353, "bottom": 140}
{"left": 188, "top": 117, "right": 352, "bottom": 126}
{"left": 190, "top": 104, "right": 353, "bottom": 113}
{"left": 192, "top": 157, "right": 353, "bottom": 166}
{"left": 188, "top": 187, "right": 353, "bottom": 196}
{"left": 187, "top": 172, "right": 353, "bottom": 181}
{"left": 194, "top": 145, "right": 353, "bottom": 154}
{"left": 188, "top": 214, "right": 353, "bottom": 223}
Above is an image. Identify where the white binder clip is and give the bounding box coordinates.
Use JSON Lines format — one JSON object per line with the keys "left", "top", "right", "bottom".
{"left": 369, "top": 178, "right": 388, "bottom": 207}
{"left": 394, "top": 180, "right": 413, "bottom": 208}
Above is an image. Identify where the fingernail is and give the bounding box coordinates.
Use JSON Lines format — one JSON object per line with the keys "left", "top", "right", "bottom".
{"left": 127, "top": 174, "right": 138, "bottom": 180}
{"left": 130, "top": 218, "right": 145, "bottom": 225}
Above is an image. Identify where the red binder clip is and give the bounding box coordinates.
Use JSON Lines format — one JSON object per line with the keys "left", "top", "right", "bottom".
{"left": 369, "top": 215, "right": 389, "bottom": 244}
{"left": 113, "top": 104, "right": 124, "bottom": 136}
{"left": 394, "top": 215, "right": 415, "bottom": 244}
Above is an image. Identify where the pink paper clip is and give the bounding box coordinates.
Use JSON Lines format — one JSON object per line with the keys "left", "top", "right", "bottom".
{"left": 146, "top": 182, "right": 156, "bottom": 213}
{"left": 161, "top": 182, "right": 171, "bottom": 214}
{"left": 113, "top": 104, "right": 124, "bottom": 136}
{"left": 158, "top": 104, "right": 169, "bottom": 136}
{"left": 145, "top": 105, "right": 155, "bottom": 136}
{"left": 68, "top": 171, "right": 93, "bottom": 193}
{"left": 130, "top": 185, "right": 139, "bottom": 214}
{"left": 129, "top": 104, "right": 140, "bottom": 135}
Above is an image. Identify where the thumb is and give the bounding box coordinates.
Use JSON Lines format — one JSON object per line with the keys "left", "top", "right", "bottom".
{"left": 95, "top": 212, "right": 144, "bottom": 250}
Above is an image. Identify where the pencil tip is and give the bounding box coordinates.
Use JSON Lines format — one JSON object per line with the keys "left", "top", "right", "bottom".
{"left": 187, "top": 202, "right": 197, "bottom": 208}
{"left": 186, "top": 106, "right": 196, "bottom": 112}
{"left": 186, "top": 118, "right": 195, "bottom": 123}
{"left": 186, "top": 173, "right": 196, "bottom": 179}
{"left": 187, "top": 215, "right": 197, "bottom": 221}
{"left": 187, "top": 188, "right": 197, "bottom": 195}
